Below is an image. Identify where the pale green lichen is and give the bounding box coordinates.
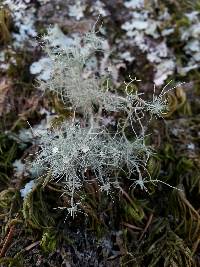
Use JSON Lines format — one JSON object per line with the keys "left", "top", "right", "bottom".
{"left": 32, "top": 27, "right": 174, "bottom": 216}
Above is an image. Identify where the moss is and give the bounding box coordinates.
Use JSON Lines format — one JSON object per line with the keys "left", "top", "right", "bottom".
{"left": 40, "top": 229, "right": 58, "bottom": 253}
{"left": 0, "top": 134, "right": 18, "bottom": 188}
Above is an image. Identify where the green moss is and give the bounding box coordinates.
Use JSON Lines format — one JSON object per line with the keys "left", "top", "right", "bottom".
{"left": 40, "top": 229, "right": 58, "bottom": 253}
{"left": 0, "top": 134, "right": 18, "bottom": 188}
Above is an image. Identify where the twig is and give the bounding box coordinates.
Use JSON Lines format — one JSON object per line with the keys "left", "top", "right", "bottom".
{"left": 122, "top": 222, "right": 143, "bottom": 231}
{"left": 25, "top": 241, "right": 40, "bottom": 251}
{"left": 119, "top": 186, "right": 134, "bottom": 205}
{"left": 139, "top": 213, "right": 153, "bottom": 241}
